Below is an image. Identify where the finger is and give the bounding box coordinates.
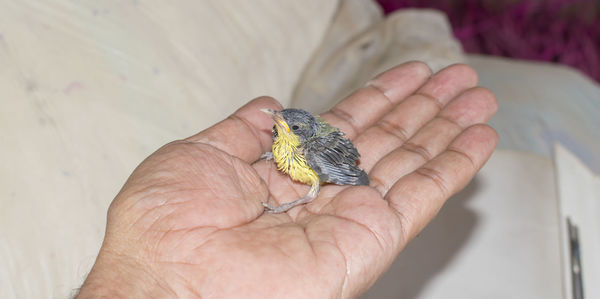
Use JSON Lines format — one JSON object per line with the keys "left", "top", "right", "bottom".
{"left": 352, "top": 64, "right": 479, "bottom": 170}
{"left": 185, "top": 96, "right": 282, "bottom": 163}
{"left": 319, "top": 61, "right": 432, "bottom": 139}
{"left": 368, "top": 87, "right": 498, "bottom": 194}
{"left": 385, "top": 124, "right": 498, "bottom": 242}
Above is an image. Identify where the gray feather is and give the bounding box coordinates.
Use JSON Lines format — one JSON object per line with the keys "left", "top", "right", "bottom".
{"left": 304, "top": 131, "right": 369, "bottom": 186}
{"left": 277, "top": 108, "right": 369, "bottom": 186}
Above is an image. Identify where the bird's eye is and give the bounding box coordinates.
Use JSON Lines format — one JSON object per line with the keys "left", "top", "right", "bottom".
{"left": 291, "top": 125, "right": 299, "bottom": 130}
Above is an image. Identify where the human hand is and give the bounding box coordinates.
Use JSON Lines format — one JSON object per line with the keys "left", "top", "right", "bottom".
{"left": 77, "top": 62, "right": 498, "bottom": 298}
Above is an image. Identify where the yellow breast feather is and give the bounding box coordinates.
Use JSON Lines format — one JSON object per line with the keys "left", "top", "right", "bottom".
{"left": 272, "top": 131, "right": 319, "bottom": 185}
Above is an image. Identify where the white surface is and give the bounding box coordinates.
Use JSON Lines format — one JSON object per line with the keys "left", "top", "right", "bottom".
{"left": 364, "top": 150, "right": 562, "bottom": 299}
{"left": 0, "top": 1, "right": 338, "bottom": 298}
{"left": 555, "top": 144, "right": 600, "bottom": 299}
{"left": 469, "top": 55, "right": 600, "bottom": 173}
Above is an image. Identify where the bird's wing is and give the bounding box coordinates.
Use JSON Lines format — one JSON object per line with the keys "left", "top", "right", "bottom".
{"left": 304, "top": 131, "right": 369, "bottom": 186}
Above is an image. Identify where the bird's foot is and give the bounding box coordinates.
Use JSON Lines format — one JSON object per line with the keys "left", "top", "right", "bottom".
{"left": 260, "top": 152, "right": 274, "bottom": 161}
{"left": 262, "top": 194, "right": 316, "bottom": 214}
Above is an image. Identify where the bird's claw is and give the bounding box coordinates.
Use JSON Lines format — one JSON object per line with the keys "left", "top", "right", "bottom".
{"left": 260, "top": 152, "right": 274, "bottom": 161}
{"left": 262, "top": 202, "right": 292, "bottom": 214}
{"left": 262, "top": 191, "right": 318, "bottom": 214}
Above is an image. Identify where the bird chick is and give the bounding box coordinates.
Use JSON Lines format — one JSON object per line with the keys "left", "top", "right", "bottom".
{"left": 261, "top": 108, "right": 369, "bottom": 213}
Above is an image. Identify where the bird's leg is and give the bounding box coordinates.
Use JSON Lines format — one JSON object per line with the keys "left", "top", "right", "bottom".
{"left": 263, "top": 183, "right": 320, "bottom": 214}
{"left": 260, "top": 151, "right": 273, "bottom": 160}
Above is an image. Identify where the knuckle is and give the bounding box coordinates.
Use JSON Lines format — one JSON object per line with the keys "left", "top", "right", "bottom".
{"left": 377, "top": 119, "right": 409, "bottom": 143}
{"left": 415, "top": 166, "right": 449, "bottom": 197}
{"left": 402, "top": 142, "right": 433, "bottom": 161}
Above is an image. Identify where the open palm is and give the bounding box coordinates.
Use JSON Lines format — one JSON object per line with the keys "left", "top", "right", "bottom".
{"left": 79, "top": 62, "right": 498, "bottom": 298}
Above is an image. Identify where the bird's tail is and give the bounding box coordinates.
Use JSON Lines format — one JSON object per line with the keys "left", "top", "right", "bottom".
{"left": 355, "top": 170, "right": 370, "bottom": 186}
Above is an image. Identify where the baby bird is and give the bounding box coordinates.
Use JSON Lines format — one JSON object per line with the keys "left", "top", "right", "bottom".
{"left": 261, "top": 108, "right": 369, "bottom": 213}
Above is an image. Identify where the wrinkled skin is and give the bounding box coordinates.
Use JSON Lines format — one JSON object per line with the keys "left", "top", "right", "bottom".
{"left": 78, "top": 62, "right": 498, "bottom": 298}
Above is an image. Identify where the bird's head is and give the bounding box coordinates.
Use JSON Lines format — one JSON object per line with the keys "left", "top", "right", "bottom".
{"left": 261, "top": 108, "right": 319, "bottom": 142}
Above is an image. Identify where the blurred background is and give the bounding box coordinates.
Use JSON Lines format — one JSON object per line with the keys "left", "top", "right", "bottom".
{"left": 378, "top": 0, "right": 600, "bottom": 83}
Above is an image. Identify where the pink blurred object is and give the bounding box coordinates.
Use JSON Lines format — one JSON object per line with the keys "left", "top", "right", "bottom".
{"left": 377, "top": 0, "right": 600, "bottom": 83}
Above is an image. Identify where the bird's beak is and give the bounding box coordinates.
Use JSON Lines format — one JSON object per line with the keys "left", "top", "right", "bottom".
{"left": 261, "top": 108, "right": 290, "bottom": 133}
